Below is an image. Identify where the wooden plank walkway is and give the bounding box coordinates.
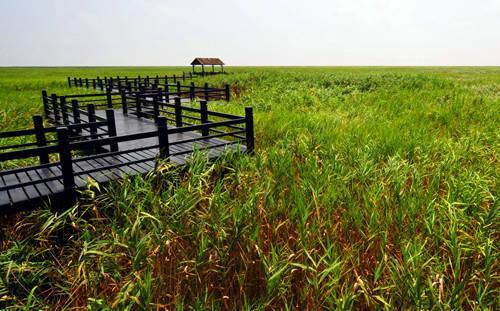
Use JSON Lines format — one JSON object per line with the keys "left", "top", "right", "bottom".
{"left": 0, "top": 108, "right": 248, "bottom": 212}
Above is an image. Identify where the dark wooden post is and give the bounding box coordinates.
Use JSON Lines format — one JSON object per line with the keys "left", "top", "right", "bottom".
{"left": 120, "top": 89, "right": 128, "bottom": 114}
{"left": 79, "top": 78, "right": 83, "bottom": 87}
{"left": 73, "top": 78, "right": 77, "bottom": 87}
{"left": 190, "top": 82, "right": 195, "bottom": 100}
{"left": 164, "top": 85, "right": 170, "bottom": 103}
{"left": 87, "top": 104, "right": 98, "bottom": 143}
{"left": 182, "top": 72, "right": 186, "bottom": 81}
{"left": 245, "top": 107, "right": 254, "bottom": 154}
{"left": 204, "top": 83, "right": 209, "bottom": 100}
{"left": 225, "top": 84, "right": 230, "bottom": 101}
{"left": 99, "top": 78, "right": 104, "bottom": 91}
{"left": 152, "top": 93, "right": 159, "bottom": 123}
{"left": 33, "top": 115, "right": 49, "bottom": 164}
{"left": 164, "top": 75, "right": 168, "bottom": 84}
{"left": 106, "top": 88, "right": 113, "bottom": 108}
{"left": 106, "top": 109, "right": 118, "bottom": 152}
{"left": 92, "top": 79, "right": 96, "bottom": 89}
{"left": 189, "top": 72, "right": 193, "bottom": 79}
{"left": 157, "top": 117, "right": 170, "bottom": 158}
{"left": 174, "top": 97, "right": 182, "bottom": 127}
{"left": 51, "top": 94, "right": 61, "bottom": 124}
{"left": 135, "top": 93, "right": 142, "bottom": 118}
{"left": 56, "top": 127, "right": 75, "bottom": 206}
{"left": 176, "top": 81, "right": 181, "bottom": 95}
{"left": 71, "top": 100, "right": 81, "bottom": 135}
{"left": 68, "top": 77, "right": 72, "bottom": 87}
{"left": 146, "top": 76, "right": 150, "bottom": 86}
{"left": 42, "top": 90, "right": 50, "bottom": 117}
{"left": 85, "top": 78, "right": 89, "bottom": 88}
{"left": 60, "top": 97, "right": 69, "bottom": 125}
{"left": 200, "top": 100, "right": 209, "bottom": 137}
{"left": 157, "top": 87, "right": 164, "bottom": 108}
{"left": 173, "top": 74, "right": 177, "bottom": 83}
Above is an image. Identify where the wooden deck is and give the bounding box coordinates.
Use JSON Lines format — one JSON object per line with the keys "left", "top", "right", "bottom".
{"left": 1, "top": 101, "right": 251, "bottom": 213}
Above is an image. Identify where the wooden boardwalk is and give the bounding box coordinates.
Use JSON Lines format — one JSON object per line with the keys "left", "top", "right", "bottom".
{"left": 0, "top": 86, "right": 253, "bottom": 213}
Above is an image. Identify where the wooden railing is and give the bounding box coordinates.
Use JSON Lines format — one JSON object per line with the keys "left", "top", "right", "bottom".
{"left": 67, "top": 75, "right": 231, "bottom": 102}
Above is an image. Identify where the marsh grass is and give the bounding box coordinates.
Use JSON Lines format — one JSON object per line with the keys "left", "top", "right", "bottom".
{"left": 0, "top": 67, "right": 498, "bottom": 309}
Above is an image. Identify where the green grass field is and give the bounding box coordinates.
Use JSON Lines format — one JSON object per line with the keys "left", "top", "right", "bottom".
{"left": 0, "top": 67, "right": 498, "bottom": 309}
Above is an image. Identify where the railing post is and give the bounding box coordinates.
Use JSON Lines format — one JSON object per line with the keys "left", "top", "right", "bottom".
{"left": 71, "top": 100, "right": 81, "bottom": 135}
{"left": 120, "top": 89, "right": 128, "bottom": 114}
{"left": 99, "top": 78, "right": 104, "bottom": 91}
{"left": 33, "top": 115, "right": 49, "bottom": 164}
{"left": 106, "top": 109, "right": 118, "bottom": 152}
{"left": 42, "top": 90, "right": 50, "bottom": 117}
{"left": 152, "top": 92, "right": 159, "bottom": 123}
{"left": 157, "top": 117, "right": 170, "bottom": 158}
{"left": 85, "top": 78, "right": 89, "bottom": 88}
{"left": 106, "top": 88, "right": 113, "bottom": 108}
{"left": 146, "top": 76, "right": 150, "bottom": 86}
{"left": 56, "top": 127, "right": 75, "bottom": 206}
{"left": 157, "top": 87, "right": 164, "bottom": 108}
{"left": 164, "top": 75, "right": 168, "bottom": 84}
{"left": 87, "top": 104, "right": 98, "bottom": 144}
{"left": 79, "top": 78, "right": 83, "bottom": 87}
{"left": 51, "top": 93, "right": 61, "bottom": 124}
{"left": 68, "top": 77, "right": 71, "bottom": 87}
{"left": 174, "top": 97, "right": 182, "bottom": 127}
{"left": 164, "top": 85, "right": 170, "bottom": 103}
{"left": 73, "top": 78, "right": 77, "bottom": 87}
{"left": 225, "top": 84, "right": 230, "bottom": 101}
{"left": 204, "top": 83, "right": 209, "bottom": 100}
{"left": 92, "top": 79, "right": 96, "bottom": 89}
{"left": 135, "top": 93, "right": 142, "bottom": 118}
{"left": 245, "top": 107, "right": 254, "bottom": 154}
{"left": 173, "top": 74, "right": 177, "bottom": 83}
{"left": 176, "top": 81, "right": 181, "bottom": 95}
{"left": 182, "top": 72, "right": 186, "bottom": 81}
{"left": 190, "top": 82, "right": 195, "bottom": 100}
{"left": 60, "top": 96, "right": 69, "bottom": 125}
{"left": 189, "top": 72, "right": 193, "bottom": 79}
{"left": 200, "top": 100, "right": 209, "bottom": 137}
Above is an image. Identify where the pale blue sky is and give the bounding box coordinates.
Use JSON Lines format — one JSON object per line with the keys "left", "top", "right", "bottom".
{"left": 0, "top": 0, "right": 499, "bottom": 66}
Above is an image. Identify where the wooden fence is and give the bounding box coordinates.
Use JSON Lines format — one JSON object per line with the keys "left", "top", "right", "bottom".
{"left": 67, "top": 75, "right": 231, "bottom": 101}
